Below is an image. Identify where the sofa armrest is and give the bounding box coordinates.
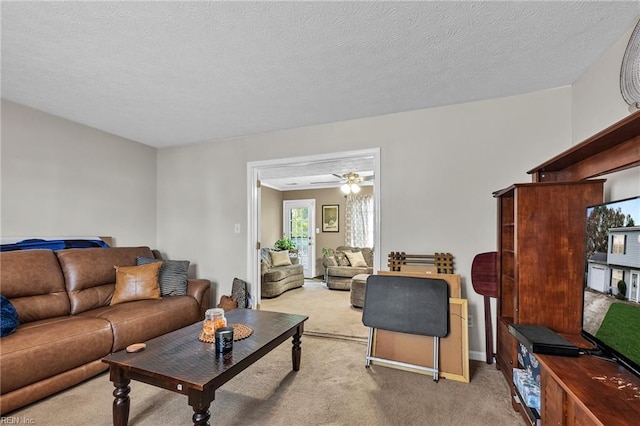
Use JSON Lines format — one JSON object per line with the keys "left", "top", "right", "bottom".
{"left": 187, "top": 279, "right": 211, "bottom": 320}
{"left": 261, "top": 260, "right": 270, "bottom": 275}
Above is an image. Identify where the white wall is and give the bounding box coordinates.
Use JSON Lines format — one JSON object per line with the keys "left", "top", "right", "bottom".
{"left": 572, "top": 26, "right": 636, "bottom": 143}
{"left": 572, "top": 25, "right": 640, "bottom": 202}
{"left": 157, "top": 87, "right": 573, "bottom": 358}
{"left": 1, "top": 100, "right": 157, "bottom": 246}
{"left": 260, "top": 185, "right": 283, "bottom": 247}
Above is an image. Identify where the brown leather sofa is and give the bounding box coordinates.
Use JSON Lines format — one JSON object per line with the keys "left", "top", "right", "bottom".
{"left": 0, "top": 246, "right": 211, "bottom": 414}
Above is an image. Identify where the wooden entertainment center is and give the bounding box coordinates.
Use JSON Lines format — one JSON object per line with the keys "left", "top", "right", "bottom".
{"left": 495, "top": 110, "right": 640, "bottom": 425}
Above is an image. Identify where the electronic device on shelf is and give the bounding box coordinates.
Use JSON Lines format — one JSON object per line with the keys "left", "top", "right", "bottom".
{"left": 508, "top": 324, "right": 580, "bottom": 357}
{"left": 582, "top": 195, "right": 640, "bottom": 378}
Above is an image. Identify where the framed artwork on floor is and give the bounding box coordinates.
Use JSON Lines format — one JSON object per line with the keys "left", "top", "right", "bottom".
{"left": 322, "top": 205, "right": 339, "bottom": 232}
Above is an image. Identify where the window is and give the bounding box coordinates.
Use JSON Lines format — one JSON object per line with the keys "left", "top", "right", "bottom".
{"left": 611, "top": 234, "right": 626, "bottom": 254}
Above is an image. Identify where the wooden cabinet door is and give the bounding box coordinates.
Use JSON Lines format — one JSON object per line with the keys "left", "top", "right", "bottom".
{"left": 512, "top": 181, "right": 603, "bottom": 334}
{"left": 542, "top": 368, "right": 566, "bottom": 425}
{"left": 566, "top": 398, "right": 599, "bottom": 426}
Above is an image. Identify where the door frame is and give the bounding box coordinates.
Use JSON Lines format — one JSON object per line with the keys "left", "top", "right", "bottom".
{"left": 247, "top": 148, "right": 381, "bottom": 308}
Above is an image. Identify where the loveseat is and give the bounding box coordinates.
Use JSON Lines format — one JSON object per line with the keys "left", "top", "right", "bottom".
{"left": 260, "top": 248, "right": 304, "bottom": 298}
{"left": 322, "top": 246, "right": 374, "bottom": 290}
{"left": 0, "top": 246, "right": 211, "bottom": 414}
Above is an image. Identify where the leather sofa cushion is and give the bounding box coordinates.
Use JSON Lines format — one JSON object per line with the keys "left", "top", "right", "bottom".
{"left": 0, "top": 250, "right": 71, "bottom": 322}
{"left": 57, "top": 246, "right": 154, "bottom": 315}
{"left": 0, "top": 316, "right": 113, "bottom": 394}
{"left": 186, "top": 278, "right": 212, "bottom": 320}
{"left": 79, "top": 295, "right": 199, "bottom": 352}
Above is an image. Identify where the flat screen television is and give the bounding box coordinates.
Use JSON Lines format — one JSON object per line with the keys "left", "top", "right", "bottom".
{"left": 582, "top": 195, "right": 640, "bottom": 377}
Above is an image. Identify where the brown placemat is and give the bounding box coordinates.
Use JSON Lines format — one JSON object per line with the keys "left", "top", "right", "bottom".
{"left": 231, "top": 323, "right": 253, "bottom": 340}
{"left": 198, "top": 323, "right": 253, "bottom": 343}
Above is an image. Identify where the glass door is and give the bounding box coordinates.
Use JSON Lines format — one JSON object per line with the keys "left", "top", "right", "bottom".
{"left": 283, "top": 199, "right": 315, "bottom": 278}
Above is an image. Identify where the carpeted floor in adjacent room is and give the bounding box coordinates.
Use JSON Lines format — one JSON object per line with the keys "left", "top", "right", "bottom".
{"left": 7, "top": 279, "right": 522, "bottom": 426}
{"left": 261, "top": 279, "right": 369, "bottom": 341}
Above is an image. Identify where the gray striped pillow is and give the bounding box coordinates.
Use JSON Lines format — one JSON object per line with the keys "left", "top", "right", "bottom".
{"left": 136, "top": 257, "right": 189, "bottom": 296}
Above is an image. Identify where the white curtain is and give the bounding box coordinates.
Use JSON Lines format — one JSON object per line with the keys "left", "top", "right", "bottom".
{"left": 345, "top": 194, "right": 374, "bottom": 248}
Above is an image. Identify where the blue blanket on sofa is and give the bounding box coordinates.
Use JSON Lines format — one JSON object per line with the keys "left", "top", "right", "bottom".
{"left": 0, "top": 238, "right": 109, "bottom": 252}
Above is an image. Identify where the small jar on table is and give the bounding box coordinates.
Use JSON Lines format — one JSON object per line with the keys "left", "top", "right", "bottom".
{"left": 202, "top": 308, "right": 227, "bottom": 337}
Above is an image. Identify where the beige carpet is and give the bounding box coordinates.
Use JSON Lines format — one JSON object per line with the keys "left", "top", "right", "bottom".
{"left": 260, "top": 279, "right": 368, "bottom": 341}
{"left": 7, "top": 280, "right": 522, "bottom": 425}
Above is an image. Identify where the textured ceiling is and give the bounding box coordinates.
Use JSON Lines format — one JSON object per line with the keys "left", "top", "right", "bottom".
{"left": 2, "top": 1, "right": 640, "bottom": 149}
{"left": 259, "top": 155, "right": 375, "bottom": 190}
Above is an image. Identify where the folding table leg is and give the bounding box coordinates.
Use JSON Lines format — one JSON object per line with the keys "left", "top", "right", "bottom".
{"left": 365, "top": 327, "right": 374, "bottom": 368}
{"left": 433, "top": 336, "right": 440, "bottom": 382}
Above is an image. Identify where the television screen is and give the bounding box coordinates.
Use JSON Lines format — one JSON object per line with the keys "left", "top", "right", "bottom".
{"left": 583, "top": 195, "right": 640, "bottom": 377}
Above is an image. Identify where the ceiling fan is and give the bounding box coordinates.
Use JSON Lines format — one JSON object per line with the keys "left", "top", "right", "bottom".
{"left": 336, "top": 172, "right": 370, "bottom": 194}
{"left": 307, "top": 171, "right": 373, "bottom": 191}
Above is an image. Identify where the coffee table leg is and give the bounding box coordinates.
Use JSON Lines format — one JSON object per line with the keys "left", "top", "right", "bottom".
{"left": 192, "top": 408, "right": 211, "bottom": 426}
{"left": 110, "top": 366, "right": 131, "bottom": 426}
{"left": 189, "top": 389, "right": 213, "bottom": 426}
{"left": 292, "top": 323, "right": 303, "bottom": 371}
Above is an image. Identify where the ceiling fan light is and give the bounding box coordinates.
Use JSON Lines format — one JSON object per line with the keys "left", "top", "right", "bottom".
{"left": 341, "top": 183, "right": 351, "bottom": 194}
{"left": 351, "top": 183, "right": 361, "bottom": 193}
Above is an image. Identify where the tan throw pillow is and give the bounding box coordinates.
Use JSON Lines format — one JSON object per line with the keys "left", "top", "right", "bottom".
{"left": 111, "top": 262, "right": 162, "bottom": 305}
{"left": 345, "top": 250, "right": 367, "bottom": 267}
{"left": 270, "top": 250, "right": 292, "bottom": 267}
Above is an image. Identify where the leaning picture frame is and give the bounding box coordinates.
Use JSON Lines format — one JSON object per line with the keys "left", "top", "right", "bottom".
{"left": 322, "top": 205, "right": 339, "bottom": 232}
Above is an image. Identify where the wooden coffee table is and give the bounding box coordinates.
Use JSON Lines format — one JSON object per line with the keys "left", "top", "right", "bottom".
{"left": 102, "top": 309, "right": 308, "bottom": 426}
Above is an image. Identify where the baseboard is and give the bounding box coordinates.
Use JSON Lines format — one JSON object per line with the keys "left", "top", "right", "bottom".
{"left": 469, "top": 350, "right": 491, "bottom": 363}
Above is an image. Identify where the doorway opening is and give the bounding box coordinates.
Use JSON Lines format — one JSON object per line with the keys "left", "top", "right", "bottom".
{"left": 247, "top": 148, "right": 381, "bottom": 307}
